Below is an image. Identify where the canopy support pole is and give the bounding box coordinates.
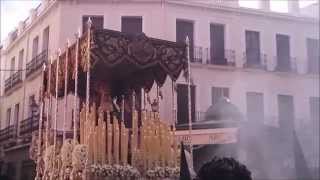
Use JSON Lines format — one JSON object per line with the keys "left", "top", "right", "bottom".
{"left": 84, "top": 17, "right": 92, "bottom": 180}
{"left": 186, "top": 36, "right": 193, "bottom": 160}
{"left": 63, "top": 40, "right": 70, "bottom": 141}
{"left": 73, "top": 30, "right": 80, "bottom": 143}
{"left": 35, "top": 64, "right": 46, "bottom": 180}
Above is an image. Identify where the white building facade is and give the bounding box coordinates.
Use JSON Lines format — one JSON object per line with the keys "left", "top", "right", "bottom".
{"left": 0, "top": 0, "right": 319, "bottom": 179}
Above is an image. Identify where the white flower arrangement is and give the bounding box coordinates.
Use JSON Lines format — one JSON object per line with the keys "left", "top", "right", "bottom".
{"left": 61, "top": 139, "right": 74, "bottom": 168}
{"left": 90, "top": 164, "right": 140, "bottom": 178}
{"left": 44, "top": 145, "right": 55, "bottom": 172}
{"left": 146, "top": 167, "right": 180, "bottom": 179}
{"left": 72, "top": 144, "right": 89, "bottom": 172}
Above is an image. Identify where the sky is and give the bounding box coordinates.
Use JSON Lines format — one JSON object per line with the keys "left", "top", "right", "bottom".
{"left": 0, "top": 0, "right": 318, "bottom": 42}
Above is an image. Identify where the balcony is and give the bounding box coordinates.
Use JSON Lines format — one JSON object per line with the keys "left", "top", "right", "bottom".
{"left": 4, "top": 71, "right": 23, "bottom": 93}
{"left": 243, "top": 52, "right": 267, "bottom": 70}
{"left": 274, "top": 56, "right": 297, "bottom": 73}
{"left": 20, "top": 116, "right": 39, "bottom": 136}
{"left": 26, "top": 50, "right": 48, "bottom": 78}
{"left": 205, "top": 49, "right": 236, "bottom": 66}
{"left": 0, "top": 125, "right": 17, "bottom": 144}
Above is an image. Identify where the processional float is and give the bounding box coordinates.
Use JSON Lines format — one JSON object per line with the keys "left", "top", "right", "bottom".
{"left": 31, "top": 19, "right": 192, "bottom": 180}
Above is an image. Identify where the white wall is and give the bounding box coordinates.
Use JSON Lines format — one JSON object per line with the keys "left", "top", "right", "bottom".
{"left": 0, "top": 0, "right": 319, "bottom": 131}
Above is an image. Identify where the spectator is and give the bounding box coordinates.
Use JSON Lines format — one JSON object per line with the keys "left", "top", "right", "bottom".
{"left": 197, "top": 157, "right": 252, "bottom": 180}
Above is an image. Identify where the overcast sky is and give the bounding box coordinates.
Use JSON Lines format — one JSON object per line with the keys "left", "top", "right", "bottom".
{"left": 0, "top": 0, "right": 317, "bottom": 42}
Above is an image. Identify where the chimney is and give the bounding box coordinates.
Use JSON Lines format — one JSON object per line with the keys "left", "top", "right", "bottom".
{"left": 30, "top": 8, "right": 37, "bottom": 22}
{"left": 18, "top": 21, "right": 25, "bottom": 35}
{"left": 288, "top": 1, "right": 300, "bottom": 15}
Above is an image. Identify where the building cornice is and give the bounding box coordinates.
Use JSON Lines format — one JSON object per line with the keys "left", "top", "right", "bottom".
{"left": 167, "top": 0, "right": 319, "bottom": 25}
{"left": 2, "top": 1, "right": 58, "bottom": 54}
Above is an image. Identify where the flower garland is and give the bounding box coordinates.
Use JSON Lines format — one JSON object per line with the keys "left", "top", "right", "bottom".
{"left": 90, "top": 164, "right": 179, "bottom": 179}
{"left": 146, "top": 167, "right": 180, "bottom": 179}
{"left": 90, "top": 164, "right": 140, "bottom": 178}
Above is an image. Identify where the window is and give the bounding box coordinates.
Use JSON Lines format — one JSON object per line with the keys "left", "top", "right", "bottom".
{"left": 177, "top": 84, "right": 196, "bottom": 124}
{"left": 276, "top": 34, "right": 291, "bottom": 71}
{"left": 10, "top": 57, "right": 15, "bottom": 76}
{"left": 42, "top": 26, "right": 50, "bottom": 52}
{"left": 210, "top": 24, "right": 226, "bottom": 65}
{"left": 245, "top": 30, "right": 261, "bottom": 66}
{"left": 309, "top": 97, "right": 319, "bottom": 123}
{"left": 306, "top": 38, "right": 319, "bottom": 73}
{"left": 32, "top": 36, "right": 39, "bottom": 59}
{"left": 121, "top": 16, "right": 143, "bottom": 35}
{"left": 6, "top": 108, "right": 11, "bottom": 126}
{"left": 14, "top": 103, "right": 20, "bottom": 126}
{"left": 18, "top": 49, "right": 24, "bottom": 70}
{"left": 246, "top": 92, "right": 264, "bottom": 122}
{"left": 278, "top": 95, "right": 294, "bottom": 130}
{"left": 176, "top": 19, "right": 194, "bottom": 61}
{"left": 28, "top": 95, "right": 36, "bottom": 117}
{"left": 82, "top": 15, "right": 104, "bottom": 33}
{"left": 211, "top": 87, "right": 229, "bottom": 105}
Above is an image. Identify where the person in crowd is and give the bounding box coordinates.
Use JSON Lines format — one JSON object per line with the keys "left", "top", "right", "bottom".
{"left": 197, "top": 157, "right": 252, "bottom": 180}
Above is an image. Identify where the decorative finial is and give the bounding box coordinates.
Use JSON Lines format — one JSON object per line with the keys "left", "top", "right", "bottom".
{"left": 87, "top": 17, "right": 92, "bottom": 29}
{"left": 58, "top": 48, "right": 62, "bottom": 56}
{"left": 185, "top": 36, "right": 190, "bottom": 46}
{"left": 78, "top": 28, "right": 81, "bottom": 38}
{"left": 42, "top": 63, "right": 46, "bottom": 72}
{"left": 67, "top": 39, "right": 70, "bottom": 47}
{"left": 50, "top": 55, "right": 53, "bottom": 64}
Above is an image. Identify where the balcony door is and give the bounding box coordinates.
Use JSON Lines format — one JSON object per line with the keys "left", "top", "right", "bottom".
{"left": 278, "top": 95, "right": 294, "bottom": 132}
{"left": 307, "top": 38, "right": 319, "bottom": 73}
{"left": 246, "top": 92, "right": 264, "bottom": 122}
{"left": 121, "top": 16, "right": 143, "bottom": 35}
{"left": 18, "top": 49, "right": 24, "bottom": 70}
{"left": 14, "top": 104, "right": 19, "bottom": 136}
{"left": 32, "top": 36, "right": 39, "bottom": 59}
{"left": 42, "top": 26, "right": 50, "bottom": 52}
{"left": 177, "top": 84, "right": 196, "bottom": 124}
{"left": 211, "top": 86, "right": 229, "bottom": 105}
{"left": 6, "top": 108, "right": 11, "bottom": 126}
{"left": 210, "top": 24, "right": 225, "bottom": 65}
{"left": 245, "top": 30, "right": 261, "bottom": 66}
{"left": 10, "top": 57, "right": 15, "bottom": 76}
{"left": 276, "top": 34, "right": 291, "bottom": 71}
{"left": 82, "top": 15, "right": 104, "bottom": 33}
{"left": 176, "top": 19, "right": 194, "bottom": 61}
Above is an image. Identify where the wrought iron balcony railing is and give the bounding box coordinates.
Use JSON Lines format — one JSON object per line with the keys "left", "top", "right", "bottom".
{"left": 205, "top": 49, "right": 236, "bottom": 66}
{"left": 243, "top": 52, "right": 267, "bottom": 70}
{"left": 4, "top": 71, "right": 23, "bottom": 92}
{"left": 0, "top": 125, "right": 17, "bottom": 143}
{"left": 26, "top": 50, "right": 48, "bottom": 77}
{"left": 274, "top": 56, "right": 297, "bottom": 73}
{"left": 19, "top": 115, "right": 40, "bottom": 137}
{"left": 192, "top": 46, "right": 203, "bottom": 63}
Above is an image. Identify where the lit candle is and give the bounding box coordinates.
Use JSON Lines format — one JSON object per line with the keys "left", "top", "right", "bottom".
{"left": 106, "top": 111, "right": 112, "bottom": 164}
{"left": 113, "top": 116, "right": 120, "bottom": 164}
{"left": 120, "top": 121, "right": 128, "bottom": 164}
{"left": 100, "top": 110, "right": 106, "bottom": 164}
